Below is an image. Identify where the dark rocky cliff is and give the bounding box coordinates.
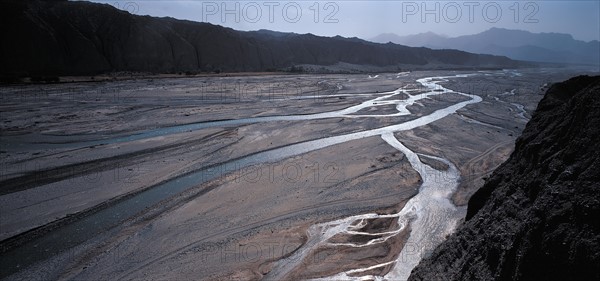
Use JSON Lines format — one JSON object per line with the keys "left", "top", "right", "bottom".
{"left": 409, "top": 76, "right": 600, "bottom": 280}
{"left": 1, "top": 0, "right": 520, "bottom": 76}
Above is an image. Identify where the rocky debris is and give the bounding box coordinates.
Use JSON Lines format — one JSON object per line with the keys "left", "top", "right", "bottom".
{"left": 409, "top": 75, "right": 600, "bottom": 280}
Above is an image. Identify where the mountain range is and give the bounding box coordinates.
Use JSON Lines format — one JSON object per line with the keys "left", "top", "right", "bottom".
{"left": 1, "top": 0, "right": 520, "bottom": 77}
{"left": 371, "top": 28, "right": 600, "bottom": 65}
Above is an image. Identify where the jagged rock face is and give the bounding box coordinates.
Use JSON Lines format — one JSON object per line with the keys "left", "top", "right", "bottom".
{"left": 409, "top": 76, "right": 600, "bottom": 280}
{"left": 1, "top": 0, "right": 519, "bottom": 76}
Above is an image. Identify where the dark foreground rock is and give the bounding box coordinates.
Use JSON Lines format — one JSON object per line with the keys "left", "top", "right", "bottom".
{"left": 1, "top": 0, "right": 520, "bottom": 76}
{"left": 409, "top": 75, "right": 600, "bottom": 280}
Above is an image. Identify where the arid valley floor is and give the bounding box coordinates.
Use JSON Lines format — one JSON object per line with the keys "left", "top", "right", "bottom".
{"left": 0, "top": 68, "right": 592, "bottom": 280}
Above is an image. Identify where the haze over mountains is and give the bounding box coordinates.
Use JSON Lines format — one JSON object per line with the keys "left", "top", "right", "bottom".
{"left": 1, "top": 0, "right": 520, "bottom": 77}
{"left": 371, "top": 28, "right": 600, "bottom": 65}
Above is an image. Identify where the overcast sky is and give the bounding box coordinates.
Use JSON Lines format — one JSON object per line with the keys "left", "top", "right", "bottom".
{"left": 88, "top": 0, "right": 600, "bottom": 41}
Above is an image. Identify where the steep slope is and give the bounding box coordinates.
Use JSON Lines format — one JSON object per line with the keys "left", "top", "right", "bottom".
{"left": 409, "top": 75, "right": 600, "bottom": 280}
{"left": 1, "top": 0, "right": 519, "bottom": 76}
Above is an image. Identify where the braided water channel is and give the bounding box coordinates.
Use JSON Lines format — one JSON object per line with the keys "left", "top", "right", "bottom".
{"left": 1, "top": 74, "right": 482, "bottom": 279}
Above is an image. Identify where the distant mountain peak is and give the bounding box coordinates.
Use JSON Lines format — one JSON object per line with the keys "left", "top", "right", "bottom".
{"left": 418, "top": 31, "right": 446, "bottom": 37}
{"left": 370, "top": 28, "right": 597, "bottom": 65}
{"left": 369, "top": 31, "right": 447, "bottom": 48}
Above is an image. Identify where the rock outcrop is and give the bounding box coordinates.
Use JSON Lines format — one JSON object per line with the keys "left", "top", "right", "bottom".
{"left": 1, "top": 0, "right": 520, "bottom": 76}
{"left": 409, "top": 75, "right": 600, "bottom": 280}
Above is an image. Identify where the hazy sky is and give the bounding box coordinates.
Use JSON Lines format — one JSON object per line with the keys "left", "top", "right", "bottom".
{"left": 88, "top": 0, "right": 600, "bottom": 41}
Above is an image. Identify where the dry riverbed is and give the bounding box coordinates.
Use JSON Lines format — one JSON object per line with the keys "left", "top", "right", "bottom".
{"left": 0, "top": 69, "right": 587, "bottom": 280}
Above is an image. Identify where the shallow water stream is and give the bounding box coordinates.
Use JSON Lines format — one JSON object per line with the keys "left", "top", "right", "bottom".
{"left": 1, "top": 74, "right": 481, "bottom": 279}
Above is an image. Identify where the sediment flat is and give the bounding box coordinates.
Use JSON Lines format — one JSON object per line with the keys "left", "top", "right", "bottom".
{"left": 0, "top": 69, "right": 586, "bottom": 280}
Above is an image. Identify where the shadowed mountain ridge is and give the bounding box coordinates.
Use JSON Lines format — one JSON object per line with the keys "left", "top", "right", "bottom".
{"left": 1, "top": 0, "right": 521, "bottom": 76}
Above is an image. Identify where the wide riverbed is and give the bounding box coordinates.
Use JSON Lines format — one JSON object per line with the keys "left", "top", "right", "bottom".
{"left": 0, "top": 69, "right": 583, "bottom": 280}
